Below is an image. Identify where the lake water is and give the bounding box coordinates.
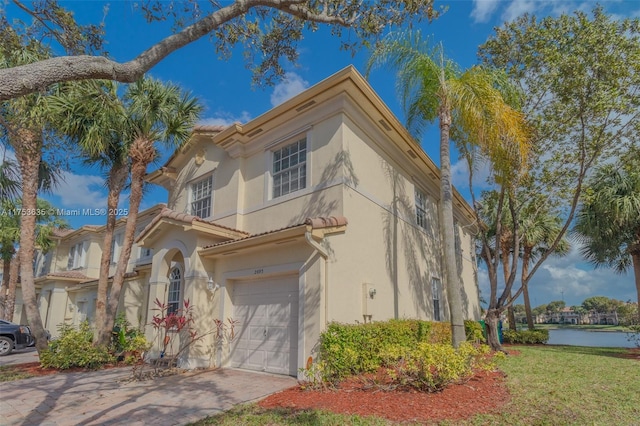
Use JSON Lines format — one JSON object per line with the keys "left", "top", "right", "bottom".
{"left": 547, "top": 329, "right": 638, "bottom": 348}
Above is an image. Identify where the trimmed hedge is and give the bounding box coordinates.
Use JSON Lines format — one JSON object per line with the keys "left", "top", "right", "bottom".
{"left": 502, "top": 329, "right": 549, "bottom": 345}
{"left": 317, "top": 319, "right": 488, "bottom": 382}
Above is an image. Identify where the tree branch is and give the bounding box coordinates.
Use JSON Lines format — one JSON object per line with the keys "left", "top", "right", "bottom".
{"left": 0, "top": 0, "right": 363, "bottom": 100}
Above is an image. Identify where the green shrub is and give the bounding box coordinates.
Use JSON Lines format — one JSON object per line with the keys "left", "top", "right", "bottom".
{"left": 40, "top": 322, "right": 114, "bottom": 370}
{"left": 379, "top": 342, "right": 494, "bottom": 392}
{"left": 112, "top": 314, "right": 150, "bottom": 364}
{"left": 503, "top": 329, "right": 549, "bottom": 344}
{"left": 464, "top": 320, "right": 486, "bottom": 343}
{"left": 317, "top": 319, "right": 488, "bottom": 382}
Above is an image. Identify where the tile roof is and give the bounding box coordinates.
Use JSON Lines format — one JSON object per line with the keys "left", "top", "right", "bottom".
{"left": 46, "top": 271, "right": 92, "bottom": 281}
{"left": 193, "top": 124, "right": 227, "bottom": 132}
{"left": 202, "top": 216, "right": 348, "bottom": 250}
{"left": 52, "top": 228, "right": 74, "bottom": 237}
{"left": 135, "top": 207, "right": 249, "bottom": 243}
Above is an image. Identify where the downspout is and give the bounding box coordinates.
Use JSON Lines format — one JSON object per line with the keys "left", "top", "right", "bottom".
{"left": 304, "top": 229, "right": 329, "bottom": 326}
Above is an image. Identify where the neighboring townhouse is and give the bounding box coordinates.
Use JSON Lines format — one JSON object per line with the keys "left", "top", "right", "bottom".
{"left": 12, "top": 205, "right": 165, "bottom": 335}
{"left": 14, "top": 66, "right": 481, "bottom": 378}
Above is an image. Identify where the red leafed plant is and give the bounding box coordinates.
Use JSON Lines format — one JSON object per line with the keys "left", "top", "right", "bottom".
{"left": 137, "top": 298, "right": 237, "bottom": 379}
{"left": 149, "top": 298, "right": 196, "bottom": 367}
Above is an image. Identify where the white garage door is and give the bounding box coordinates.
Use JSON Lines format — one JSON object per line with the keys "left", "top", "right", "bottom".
{"left": 230, "top": 275, "right": 299, "bottom": 376}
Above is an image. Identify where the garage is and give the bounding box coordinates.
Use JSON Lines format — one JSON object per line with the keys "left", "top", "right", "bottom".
{"left": 230, "top": 275, "right": 299, "bottom": 376}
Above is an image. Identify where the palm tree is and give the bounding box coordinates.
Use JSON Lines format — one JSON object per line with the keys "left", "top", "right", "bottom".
{"left": 95, "top": 78, "right": 202, "bottom": 346}
{"left": 0, "top": 30, "right": 69, "bottom": 351}
{"left": 520, "top": 212, "right": 569, "bottom": 330}
{"left": 368, "top": 31, "right": 529, "bottom": 348}
{"left": 0, "top": 147, "right": 64, "bottom": 320}
{"left": 574, "top": 153, "right": 640, "bottom": 323}
{"left": 49, "top": 80, "right": 131, "bottom": 343}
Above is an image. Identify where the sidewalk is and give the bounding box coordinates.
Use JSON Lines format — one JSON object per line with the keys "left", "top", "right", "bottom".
{"left": 0, "top": 366, "right": 297, "bottom": 426}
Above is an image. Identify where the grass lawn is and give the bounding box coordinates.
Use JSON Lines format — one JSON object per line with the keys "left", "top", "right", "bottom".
{"left": 193, "top": 345, "right": 640, "bottom": 426}
{"left": 0, "top": 365, "right": 35, "bottom": 382}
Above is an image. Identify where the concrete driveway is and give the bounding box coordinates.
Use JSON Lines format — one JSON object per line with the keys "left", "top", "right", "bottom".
{"left": 0, "top": 365, "right": 297, "bottom": 426}
{"left": 0, "top": 346, "right": 39, "bottom": 367}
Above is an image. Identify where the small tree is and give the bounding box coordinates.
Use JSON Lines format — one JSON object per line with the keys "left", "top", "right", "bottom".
{"left": 476, "top": 7, "right": 640, "bottom": 350}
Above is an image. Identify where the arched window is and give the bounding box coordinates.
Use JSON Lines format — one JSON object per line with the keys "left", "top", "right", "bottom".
{"left": 168, "top": 267, "right": 182, "bottom": 316}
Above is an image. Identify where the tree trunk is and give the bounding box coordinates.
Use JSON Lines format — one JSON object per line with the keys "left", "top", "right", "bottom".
{"left": 485, "top": 308, "right": 503, "bottom": 352}
{"left": 522, "top": 247, "right": 535, "bottom": 330}
{"left": 439, "top": 107, "right": 466, "bottom": 348}
{"left": 632, "top": 252, "right": 640, "bottom": 324}
{"left": 94, "top": 163, "right": 129, "bottom": 344}
{"left": 0, "top": 256, "right": 10, "bottom": 320}
{"left": 4, "top": 253, "right": 19, "bottom": 322}
{"left": 14, "top": 130, "right": 49, "bottom": 353}
{"left": 500, "top": 235, "right": 517, "bottom": 331}
{"left": 97, "top": 146, "right": 150, "bottom": 347}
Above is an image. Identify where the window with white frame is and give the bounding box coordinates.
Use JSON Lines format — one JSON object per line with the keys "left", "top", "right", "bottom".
{"left": 272, "top": 138, "right": 307, "bottom": 198}
{"left": 167, "top": 267, "right": 182, "bottom": 316}
{"left": 110, "top": 232, "right": 123, "bottom": 263}
{"left": 67, "top": 242, "right": 86, "bottom": 270}
{"left": 432, "top": 277, "right": 442, "bottom": 321}
{"left": 415, "top": 189, "right": 428, "bottom": 229}
{"left": 190, "top": 175, "right": 213, "bottom": 218}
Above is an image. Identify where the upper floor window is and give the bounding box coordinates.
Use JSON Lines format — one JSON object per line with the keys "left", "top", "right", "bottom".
{"left": 415, "top": 189, "right": 428, "bottom": 229}
{"left": 110, "top": 232, "right": 123, "bottom": 264}
{"left": 167, "top": 267, "right": 182, "bottom": 316}
{"left": 273, "top": 138, "right": 307, "bottom": 198}
{"left": 67, "top": 241, "right": 86, "bottom": 270}
{"left": 191, "top": 175, "right": 213, "bottom": 218}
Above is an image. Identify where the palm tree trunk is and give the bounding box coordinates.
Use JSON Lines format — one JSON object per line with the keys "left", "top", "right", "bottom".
{"left": 632, "top": 252, "right": 640, "bottom": 324}
{"left": 14, "top": 130, "right": 48, "bottom": 353}
{"left": 4, "top": 253, "right": 19, "bottom": 321}
{"left": 0, "top": 256, "right": 10, "bottom": 320}
{"left": 522, "top": 246, "right": 535, "bottom": 330}
{"left": 439, "top": 107, "right": 466, "bottom": 348}
{"left": 98, "top": 156, "right": 148, "bottom": 347}
{"left": 94, "top": 163, "right": 129, "bottom": 344}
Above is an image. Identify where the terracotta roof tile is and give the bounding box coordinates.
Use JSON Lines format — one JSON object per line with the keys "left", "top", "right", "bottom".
{"left": 135, "top": 207, "right": 249, "bottom": 243}
{"left": 47, "top": 271, "right": 91, "bottom": 280}
{"left": 202, "top": 216, "right": 348, "bottom": 250}
{"left": 52, "top": 228, "right": 74, "bottom": 237}
{"left": 193, "top": 124, "right": 227, "bottom": 132}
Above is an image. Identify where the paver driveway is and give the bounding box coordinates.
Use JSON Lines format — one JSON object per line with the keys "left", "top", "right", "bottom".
{"left": 0, "top": 367, "right": 296, "bottom": 426}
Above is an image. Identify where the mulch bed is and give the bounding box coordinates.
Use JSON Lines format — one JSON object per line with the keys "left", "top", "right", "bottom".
{"left": 259, "top": 369, "right": 510, "bottom": 424}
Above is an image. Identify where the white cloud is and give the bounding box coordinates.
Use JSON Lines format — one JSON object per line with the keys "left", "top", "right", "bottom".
{"left": 501, "top": 0, "right": 539, "bottom": 22}
{"left": 470, "top": 0, "right": 501, "bottom": 23}
{"left": 198, "top": 111, "right": 252, "bottom": 127}
{"left": 451, "top": 157, "right": 492, "bottom": 190}
{"left": 52, "top": 171, "right": 106, "bottom": 208}
{"left": 270, "top": 72, "right": 309, "bottom": 107}
{"left": 471, "top": 0, "right": 606, "bottom": 25}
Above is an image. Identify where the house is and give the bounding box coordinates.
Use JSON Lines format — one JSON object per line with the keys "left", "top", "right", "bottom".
{"left": 12, "top": 66, "right": 481, "bottom": 377}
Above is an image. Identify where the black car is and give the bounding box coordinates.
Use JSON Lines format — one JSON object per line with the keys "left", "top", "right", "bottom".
{"left": 0, "top": 319, "right": 32, "bottom": 356}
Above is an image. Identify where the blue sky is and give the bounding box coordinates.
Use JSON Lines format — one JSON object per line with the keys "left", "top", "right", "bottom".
{"left": 6, "top": 0, "right": 640, "bottom": 307}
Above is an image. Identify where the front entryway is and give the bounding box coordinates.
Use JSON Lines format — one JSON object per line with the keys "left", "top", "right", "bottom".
{"left": 230, "top": 275, "right": 299, "bottom": 376}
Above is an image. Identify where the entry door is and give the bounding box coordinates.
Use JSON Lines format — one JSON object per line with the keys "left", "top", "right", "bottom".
{"left": 230, "top": 276, "right": 299, "bottom": 376}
